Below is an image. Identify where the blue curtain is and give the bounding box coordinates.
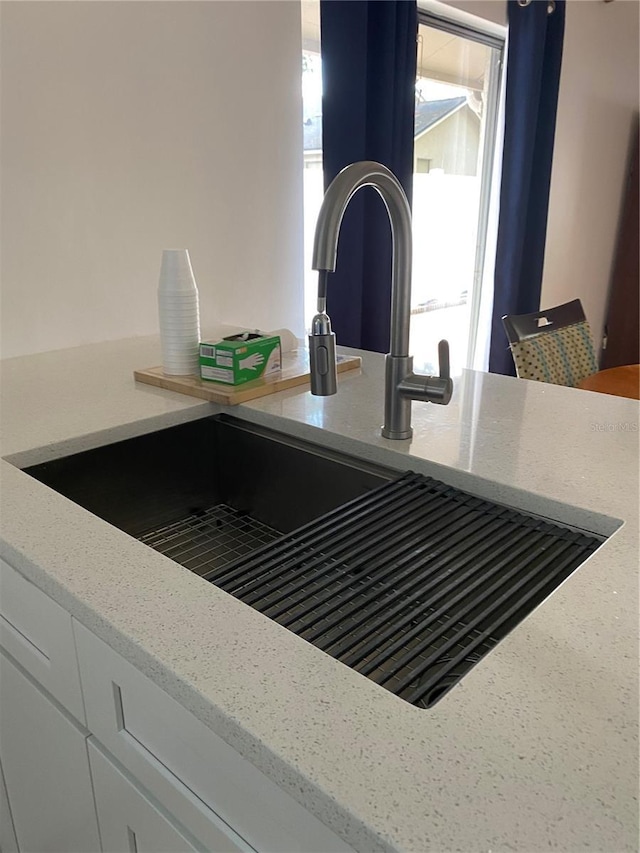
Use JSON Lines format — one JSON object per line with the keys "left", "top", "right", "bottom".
{"left": 319, "top": 0, "right": 417, "bottom": 353}
{"left": 488, "top": 0, "right": 566, "bottom": 375}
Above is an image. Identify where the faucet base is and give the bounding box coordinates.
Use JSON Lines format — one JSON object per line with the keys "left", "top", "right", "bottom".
{"left": 382, "top": 354, "right": 414, "bottom": 440}
{"left": 381, "top": 424, "right": 413, "bottom": 441}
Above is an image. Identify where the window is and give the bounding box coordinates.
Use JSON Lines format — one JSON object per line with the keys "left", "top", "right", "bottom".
{"left": 301, "top": 2, "right": 504, "bottom": 371}
{"left": 410, "top": 12, "right": 504, "bottom": 375}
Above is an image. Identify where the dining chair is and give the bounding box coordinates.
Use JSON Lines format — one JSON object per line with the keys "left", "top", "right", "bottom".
{"left": 502, "top": 299, "right": 598, "bottom": 387}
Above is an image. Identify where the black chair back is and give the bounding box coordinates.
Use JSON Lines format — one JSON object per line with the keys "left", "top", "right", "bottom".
{"left": 502, "top": 299, "right": 587, "bottom": 345}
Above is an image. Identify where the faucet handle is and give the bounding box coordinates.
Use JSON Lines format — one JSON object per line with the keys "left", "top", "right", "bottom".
{"left": 430, "top": 339, "right": 453, "bottom": 405}
{"left": 438, "top": 339, "right": 450, "bottom": 381}
{"left": 397, "top": 339, "right": 454, "bottom": 406}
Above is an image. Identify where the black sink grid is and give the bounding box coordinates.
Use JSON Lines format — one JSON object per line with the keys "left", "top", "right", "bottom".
{"left": 199, "top": 471, "right": 603, "bottom": 708}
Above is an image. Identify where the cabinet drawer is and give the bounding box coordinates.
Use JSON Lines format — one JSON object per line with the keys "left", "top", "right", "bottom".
{"left": 74, "top": 621, "right": 353, "bottom": 853}
{"left": 88, "top": 738, "right": 228, "bottom": 853}
{"left": 0, "top": 558, "right": 85, "bottom": 721}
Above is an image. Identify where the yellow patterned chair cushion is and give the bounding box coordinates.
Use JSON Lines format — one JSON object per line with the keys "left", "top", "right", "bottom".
{"left": 509, "top": 321, "right": 598, "bottom": 387}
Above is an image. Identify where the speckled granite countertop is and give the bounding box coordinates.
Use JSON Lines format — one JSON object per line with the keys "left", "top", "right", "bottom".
{"left": 1, "top": 335, "right": 638, "bottom": 853}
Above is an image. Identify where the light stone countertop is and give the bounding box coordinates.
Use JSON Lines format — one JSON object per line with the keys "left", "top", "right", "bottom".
{"left": 0, "top": 335, "right": 638, "bottom": 853}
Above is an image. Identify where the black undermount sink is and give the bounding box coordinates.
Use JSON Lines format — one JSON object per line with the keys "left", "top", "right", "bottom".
{"left": 25, "top": 415, "right": 604, "bottom": 708}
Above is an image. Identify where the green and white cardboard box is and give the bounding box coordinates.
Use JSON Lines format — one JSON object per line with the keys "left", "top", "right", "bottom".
{"left": 199, "top": 333, "right": 282, "bottom": 385}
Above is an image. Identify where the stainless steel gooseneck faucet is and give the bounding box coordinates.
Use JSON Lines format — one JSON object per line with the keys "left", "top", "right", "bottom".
{"left": 309, "top": 160, "right": 453, "bottom": 440}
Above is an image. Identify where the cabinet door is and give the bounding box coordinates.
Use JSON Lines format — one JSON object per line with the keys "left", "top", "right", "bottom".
{"left": 0, "top": 557, "right": 85, "bottom": 721}
{"left": 0, "top": 759, "right": 18, "bottom": 853}
{"left": 88, "top": 739, "right": 203, "bottom": 853}
{"left": 0, "top": 652, "right": 101, "bottom": 853}
{"left": 74, "top": 621, "right": 353, "bottom": 853}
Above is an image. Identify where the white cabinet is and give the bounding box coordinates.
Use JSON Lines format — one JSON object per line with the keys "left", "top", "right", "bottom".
{"left": 0, "top": 651, "right": 101, "bottom": 853}
{"left": 74, "top": 621, "right": 353, "bottom": 853}
{"left": 88, "top": 739, "right": 203, "bottom": 853}
{"left": 0, "top": 557, "right": 353, "bottom": 853}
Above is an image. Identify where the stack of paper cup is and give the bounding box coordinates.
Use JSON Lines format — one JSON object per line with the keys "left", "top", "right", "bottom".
{"left": 157, "top": 249, "right": 201, "bottom": 375}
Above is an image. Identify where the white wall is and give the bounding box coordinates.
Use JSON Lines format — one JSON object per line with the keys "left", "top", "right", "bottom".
{"left": 439, "top": 0, "right": 506, "bottom": 27}
{"left": 0, "top": 1, "right": 304, "bottom": 359}
{"left": 442, "top": 0, "right": 639, "bottom": 354}
{"left": 542, "top": 0, "right": 639, "bottom": 351}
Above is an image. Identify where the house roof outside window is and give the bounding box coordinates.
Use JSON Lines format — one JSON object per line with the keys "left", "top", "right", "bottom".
{"left": 303, "top": 95, "right": 468, "bottom": 154}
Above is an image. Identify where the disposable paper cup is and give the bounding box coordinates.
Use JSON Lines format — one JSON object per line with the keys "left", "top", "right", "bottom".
{"left": 159, "top": 311, "right": 200, "bottom": 324}
{"left": 161, "top": 352, "right": 199, "bottom": 365}
{"left": 162, "top": 359, "right": 199, "bottom": 371}
{"left": 160, "top": 344, "right": 199, "bottom": 357}
{"left": 162, "top": 359, "right": 198, "bottom": 369}
{"left": 159, "top": 304, "right": 199, "bottom": 313}
{"left": 159, "top": 314, "right": 200, "bottom": 327}
{"left": 161, "top": 342, "right": 198, "bottom": 353}
{"left": 162, "top": 364, "right": 199, "bottom": 377}
{"left": 159, "top": 321, "right": 200, "bottom": 332}
{"left": 161, "top": 348, "right": 199, "bottom": 364}
{"left": 159, "top": 327, "right": 200, "bottom": 339}
{"left": 160, "top": 332, "right": 200, "bottom": 342}
{"left": 160, "top": 322, "right": 199, "bottom": 334}
{"left": 158, "top": 293, "right": 199, "bottom": 307}
{"left": 160, "top": 335, "right": 199, "bottom": 347}
{"left": 158, "top": 309, "right": 199, "bottom": 321}
{"left": 159, "top": 311, "right": 199, "bottom": 324}
{"left": 160, "top": 343, "right": 198, "bottom": 354}
{"left": 159, "top": 305, "right": 199, "bottom": 319}
{"left": 160, "top": 317, "right": 200, "bottom": 338}
{"left": 158, "top": 249, "right": 199, "bottom": 294}
{"left": 160, "top": 337, "right": 198, "bottom": 348}
{"left": 161, "top": 339, "right": 200, "bottom": 350}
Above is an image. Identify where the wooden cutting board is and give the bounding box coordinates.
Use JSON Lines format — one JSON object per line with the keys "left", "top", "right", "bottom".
{"left": 133, "top": 350, "right": 361, "bottom": 405}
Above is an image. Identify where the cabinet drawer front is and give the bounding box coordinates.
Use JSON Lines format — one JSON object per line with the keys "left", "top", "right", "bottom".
{"left": 74, "top": 621, "right": 353, "bottom": 853}
{"left": 88, "top": 739, "right": 228, "bottom": 853}
{"left": 0, "top": 558, "right": 85, "bottom": 721}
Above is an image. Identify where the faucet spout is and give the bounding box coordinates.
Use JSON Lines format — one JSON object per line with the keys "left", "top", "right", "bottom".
{"left": 312, "top": 161, "right": 412, "bottom": 358}
{"left": 309, "top": 161, "right": 453, "bottom": 440}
